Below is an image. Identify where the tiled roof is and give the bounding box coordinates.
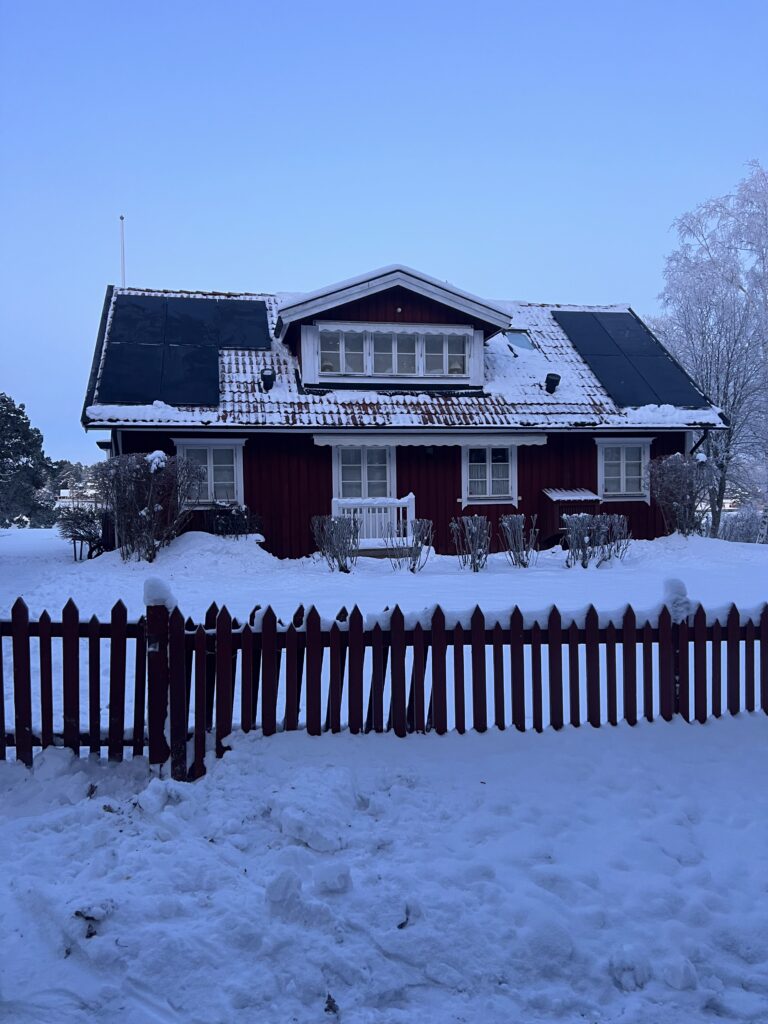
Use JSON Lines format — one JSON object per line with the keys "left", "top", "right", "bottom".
{"left": 84, "top": 288, "right": 724, "bottom": 432}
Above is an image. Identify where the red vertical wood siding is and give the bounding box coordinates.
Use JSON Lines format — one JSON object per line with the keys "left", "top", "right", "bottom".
{"left": 118, "top": 428, "right": 685, "bottom": 558}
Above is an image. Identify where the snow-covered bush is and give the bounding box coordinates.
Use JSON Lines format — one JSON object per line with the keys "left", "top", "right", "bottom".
{"left": 648, "top": 453, "right": 716, "bottom": 536}
{"left": 562, "top": 513, "right": 631, "bottom": 568}
{"left": 499, "top": 514, "right": 539, "bottom": 568}
{"left": 213, "top": 502, "right": 262, "bottom": 540}
{"left": 56, "top": 503, "right": 103, "bottom": 561}
{"left": 718, "top": 506, "right": 766, "bottom": 543}
{"left": 92, "top": 452, "right": 203, "bottom": 562}
{"left": 384, "top": 518, "right": 433, "bottom": 573}
{"left": 450, "top": 515, "right": 491, "bottom": 572}
{"left": 311, "top": 515, "right": 360, "bottom": 573}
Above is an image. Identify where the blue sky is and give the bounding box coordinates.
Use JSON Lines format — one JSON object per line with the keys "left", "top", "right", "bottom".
{"left": 1, "top": 0, "right": 766, "bottom": 461}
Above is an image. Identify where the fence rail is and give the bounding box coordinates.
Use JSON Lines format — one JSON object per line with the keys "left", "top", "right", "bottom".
{"left": 2, "top": 597, "right": 767, "bottom": 781}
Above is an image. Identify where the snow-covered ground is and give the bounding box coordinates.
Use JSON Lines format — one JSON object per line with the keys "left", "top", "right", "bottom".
{"left": 2, "top": 527, "right": 768, "bottom": 625}
{"left": 1, "top": 719, "right": 766, "bottom": 1023}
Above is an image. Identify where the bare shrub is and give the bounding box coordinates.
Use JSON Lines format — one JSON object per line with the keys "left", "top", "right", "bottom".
{"left": 56, "top": 503, "right": 104, "bottom": 561}
{"left": 311, "top": 514, "right": 360, "bottom": 572}
{"left": 384, "top": 518, "right": 433, "bottom": 572}
{"left": 562, "top": 513, "right": 631, "bottom": 568}
{"left": 499, "top": 514, "right": 539, "bottom": 568}
{"left": 718, "top": 506, "right": 766, "bottom": 543}
{"left": 213, "top": 502, "right": 262, "bottom": 539}
{"left": 450, "top": 515, "right": 491, "bottom": 572}
{"left": 92, "top": 451, "right": 204, "bottom": 562}
{"left": 648, "top": 453, "right": 717, "bottom": 536}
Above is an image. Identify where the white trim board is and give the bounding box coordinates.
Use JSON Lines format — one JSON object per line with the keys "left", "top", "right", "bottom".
{"left": 313, "top": 432, "right": 547, "bottom": 448}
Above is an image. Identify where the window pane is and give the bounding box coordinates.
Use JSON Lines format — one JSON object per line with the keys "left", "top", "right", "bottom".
{"left": 468, "top": 448, "right": 487, "bottom": 465}
{"left": 212, "top": 448, "right": 234, "bottom": 467}
{"left": 367, "top": 477, "right": 388, "bottom": 498}
{"left": 373, "top": 333, "right": 393, "bottom": 374}
{"left": 319, "top": 332, "right": 341, "bottom": 373}
{"left": 491, "top": 472, "right": 510, "bottom": 496}
{"left": 425, "top": 335, "right": 444, "bottom": 374}
{"left": 604, "top": 474, "right": 622, "bottom": 494}
{"left": 447, "top": 336, "right": 467, "bottom": 375}
{"left": 468, "top": 476, "right": 487, "bottom": 497}
{"left": 396, "top": 334, "right": 417, "bottom": 374}
{"left": 624, "top": 469, "right": 643, "bottom": 492}
{"left": 343, "top": 333, "right": 364, "bottom": 374}
{"left": 340, "top": 477, "right": 362, "bottom": 498}
{"left": 213, "top": 480, "right": 236, "bottom": 500}
{"left": 624, "top": 446, "right": 642, "bottom": 463}
{"left": 185, "top": 448, "right": 209, "bottom": 498}
{"left": 490, "top": 448, "right": 508, "bottom": 464}
{"left": 340, "top": 449, "right": 362, "bottom": 467}
{"left": 603, "top": 446, "right": 622, "bottom": 466}
{"left": 366, "top": 448, "right": 388, "bottom": 467}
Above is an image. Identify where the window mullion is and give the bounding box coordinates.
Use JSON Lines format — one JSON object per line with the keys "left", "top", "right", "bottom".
{"left": 207, "top": 449, "right": 214, "bottom": 502}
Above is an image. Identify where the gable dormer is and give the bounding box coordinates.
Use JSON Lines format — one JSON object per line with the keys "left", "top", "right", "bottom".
{"left": 276, "top": 266, "right": 511, "bottom": 388}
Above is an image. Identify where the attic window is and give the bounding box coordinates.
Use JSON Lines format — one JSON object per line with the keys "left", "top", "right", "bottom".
{"left": 315, "top": 323, "right": 473, "bottom": 382}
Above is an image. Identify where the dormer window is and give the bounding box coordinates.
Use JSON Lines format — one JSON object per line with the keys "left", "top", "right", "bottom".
{"left": 309, "top": 322, "right": 478, "bottom": 385}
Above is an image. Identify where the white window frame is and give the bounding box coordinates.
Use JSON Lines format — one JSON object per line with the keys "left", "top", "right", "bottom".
{"left": 331, "top": 445, "right": 396, "bottom": 500}
{"left": 594, "top": 438, "right": 652, "bottom": 503}
{"left": 173, "top": 438, "right": 246, "bottom": 505}
{"left": 460, "top": 445, "right": 518, "bottom": 507}
{"left": 302, "top": 322, "right": 484, "bottom": 386}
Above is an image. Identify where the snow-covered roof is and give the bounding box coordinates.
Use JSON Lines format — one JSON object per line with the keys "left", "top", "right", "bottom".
{"left": 84, "top": 283, "right": 725, "bottom": 433}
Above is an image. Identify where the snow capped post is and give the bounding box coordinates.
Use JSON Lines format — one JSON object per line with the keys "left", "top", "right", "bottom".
{"left": 664, "top": 578, "right": 692, "bottom": 719}
{"left": 144, "top": 576, "right": 177, "bottom": 768}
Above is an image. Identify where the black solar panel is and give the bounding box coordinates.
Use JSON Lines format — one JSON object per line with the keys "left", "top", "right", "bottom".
{"left": 552, "top": 311, "right": 709, "bottom": 409}
{"left": 97, "top": 292, "right": 271, "bottom": 407}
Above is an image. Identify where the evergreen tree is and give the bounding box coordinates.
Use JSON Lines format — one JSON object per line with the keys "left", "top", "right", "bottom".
{"left": 0, "top": 393, "right": 51, "bottom": 527}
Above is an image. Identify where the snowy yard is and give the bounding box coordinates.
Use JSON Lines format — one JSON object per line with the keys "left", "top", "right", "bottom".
{"left": 1, "top": 719, "right": 767, "bottom": 1023}
{"left": 2, "top": 527, "right": 768, "bottom": 624}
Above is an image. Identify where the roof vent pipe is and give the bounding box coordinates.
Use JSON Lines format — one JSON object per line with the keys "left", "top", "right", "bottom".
{"left": 260, "top": 368, "right": 276, "bottom": 392}
{"left": 545, "top": 373, "right": 561, "bottom": 394}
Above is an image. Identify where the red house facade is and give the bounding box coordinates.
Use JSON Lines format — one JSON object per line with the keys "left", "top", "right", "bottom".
{"left": 82, "top": 266, "right": 723, "bottom": 558}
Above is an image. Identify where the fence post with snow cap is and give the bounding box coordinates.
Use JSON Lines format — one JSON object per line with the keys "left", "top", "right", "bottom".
{"left": 144, "top": 577, "right": 174, "bottom": 765}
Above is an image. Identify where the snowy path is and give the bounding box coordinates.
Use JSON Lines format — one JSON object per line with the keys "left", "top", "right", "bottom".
{"left": 1, "top": 718, "right": 766, "bottom": 1023}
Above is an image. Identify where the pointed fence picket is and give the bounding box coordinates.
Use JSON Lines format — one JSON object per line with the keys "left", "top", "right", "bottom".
{"left": 1, "top": 598, "right": 767, "bottom": 781}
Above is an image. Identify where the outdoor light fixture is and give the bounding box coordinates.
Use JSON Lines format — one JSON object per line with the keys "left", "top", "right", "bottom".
{"left": 545, "top": 373, "right": 561, "bottom": 394}
{"left": 260, "top": 368, "right": 276, "bottom": 392}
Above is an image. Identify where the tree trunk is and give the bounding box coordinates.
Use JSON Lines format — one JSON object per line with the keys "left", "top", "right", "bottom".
{"left": 708, "top": 471, "right": 727, "bottom": 537}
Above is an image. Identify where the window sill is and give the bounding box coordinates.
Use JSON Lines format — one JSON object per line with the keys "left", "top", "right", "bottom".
{"left": 600, "top": 495, "right": 650, "bottom": 504}
{"left": 318, "top": 373, "right": 471, "bottom": 386}
{"left": 461, "top": 497, "right": 518, "bottom": 506}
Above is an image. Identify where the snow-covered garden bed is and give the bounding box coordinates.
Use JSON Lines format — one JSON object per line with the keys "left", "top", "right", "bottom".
{"left": 2, "top": 527, "right": 767, "bottom": 625}
{"left": 1, "top": 718, "right": 766, "bottom": 1023}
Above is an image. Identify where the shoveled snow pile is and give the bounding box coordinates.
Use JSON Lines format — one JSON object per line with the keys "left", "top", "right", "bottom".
{"left": 0, "top": 720, "right": 766, "bottom": 1022}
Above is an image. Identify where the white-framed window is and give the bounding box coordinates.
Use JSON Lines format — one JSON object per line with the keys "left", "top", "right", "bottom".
{"left": 595, "top": 438, "right": 651, "bottom": 501}
{"left": 461, "top": 446, "right": 518, "bottom": 505}
{"left": 306, "top": 322, "right": 480, "bottom": 384}
{"left": 173, "top": 438, "right": 245, "bottom": 505}
{"left": 332, "top": 445, "right": 395, "bottom": 499}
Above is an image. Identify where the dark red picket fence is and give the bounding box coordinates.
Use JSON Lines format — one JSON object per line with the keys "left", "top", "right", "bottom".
{"left": 2, "top": 597, "right": 767, "bottom": 782}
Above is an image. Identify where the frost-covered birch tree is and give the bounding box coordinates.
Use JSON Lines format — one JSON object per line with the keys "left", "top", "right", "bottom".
{"left": 652, "top": 161, "right": 768, "bottom": 535}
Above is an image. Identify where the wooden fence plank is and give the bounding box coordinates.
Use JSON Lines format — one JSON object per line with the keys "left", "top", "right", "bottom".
{"left": 492, "top": 622, "right": 505, "bottom": 731}
{"left": 368, "top": 623, "right": 385, "bottom": 733}
{"left": 132, "top": 618, "right": 147, "bottom": 758}
{"left": 146, "top": 603, "right": 170, "bottom": 765}
{"left": 328, "top": 622, "right": 344, "bottom": 734}
{"left": 453, "top": 623, "right": 466, "bottom": 734}
{"left": 745, "top": 619, "right": 755, "bottom": 713}
{"left": 531, "top": 621, "right": 543, "bottom": 733}
{"left": 567, "top": 620, "right": 580, "bottom": 727}
{"left": 204, "top": 603, "right": 218, "bottom": 730}
{"left": 0, "top": 636, "right": 5, "bottom": 760}
{"left": 306, "top": 607, "right": 322, "bottom": 736}
{"left": 585, "top": 606, "right": 600, "bottom": 728}
{"left": 168, "top": 608, "right": 188, "bottom": 781}
{"left": 642, "top": 621, "right": 654, "bottom": 722}
{"left": 470, "top": 607, "right": 487, "bottom": 733}
{"left": 726, "top": 605, "right": 740, "bottom": 716}
{"left": 261, "top": 607, "right": 277, "bottom": 737}
{"left": 88, "top": 615, "right": 101, "bottom": 756}
{"left": 658, "top": 607, "right": 674, "bottom": 722}
{"left": 412, "top": 623, "right": 426, "bottom": 734}
{"left": 348, "top": 607, "right": 364, "bottom": 734}
{"left": 11, "top": 599, "right": 33, "bottom": 767}
{"left": 693, "top": 605, "right": 707, "bottom": 724}
{"left": 108, "top": 601, "right": 127, "bottom": 761}
{"left": 284, "top": 624, "right": 299, "bottom": 731}
{"left": 711, "top": 619, "right": 722, "bottom": 718}
{"left": 390, "top": 607, "right": 407, "bottom": 738}
{"left": 622, "top": 607, "right": 637, "bottom": 726}
{"left": 215, "top": 606, "right": 234, "bottom": 753}
{"left": 190, "top": 626, "right": 207, "bottom": 780}
{"left": 678, "top": 619, "right": 690, "bottom": 722}
{"left": 38, "top": 611, "right": 53, "bottom": 749}
{"left": 606, "top": 622, "right": 618, "bottom": 726}
{"left": 62, "top": 598, "right": 80, "bottom": 756}
{"left": 760, "top": 605, "right": 768, "bottom": 715}
{"left": 548, "top": 608, "right": 563, "bottom": 730}
{"left": 431, "top": 607, "right": 448, "bottom": 735}
{"left": 241, "top": 624, "right": 254, "bottom": 732}
{"left": 510, "top": 608, "right": 525, "bottom": 732}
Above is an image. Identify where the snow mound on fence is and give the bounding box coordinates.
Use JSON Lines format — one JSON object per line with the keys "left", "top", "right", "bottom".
{"left": 1, "top": 722, "right": 767, "bottom": 1023}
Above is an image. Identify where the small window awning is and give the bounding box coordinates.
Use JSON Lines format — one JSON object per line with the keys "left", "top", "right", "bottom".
{"left": 543, "top": 488, "right": 600, "bottom": 501}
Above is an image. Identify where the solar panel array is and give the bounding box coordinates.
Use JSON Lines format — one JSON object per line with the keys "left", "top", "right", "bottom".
{"left": 98, "top": 294, "right": 271, "bottom": 406}
{"left": 552, "top": 311, "right": 709, "bottom": 409}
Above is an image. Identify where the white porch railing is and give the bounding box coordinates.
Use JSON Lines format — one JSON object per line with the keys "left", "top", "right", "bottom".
{"left": 331, "top": 493, "right": 416, "bottom": 543}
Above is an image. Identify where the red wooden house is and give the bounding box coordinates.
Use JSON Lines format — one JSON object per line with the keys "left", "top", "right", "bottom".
{"left": 82, "top": 265, "right": 723, "bottom": 557}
